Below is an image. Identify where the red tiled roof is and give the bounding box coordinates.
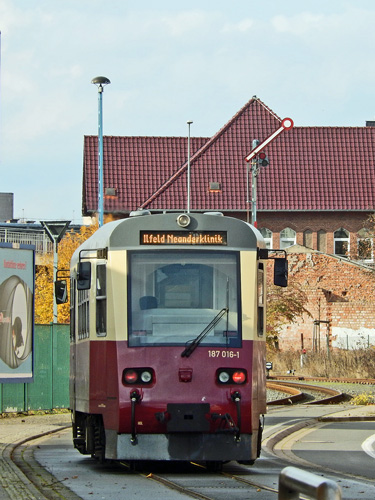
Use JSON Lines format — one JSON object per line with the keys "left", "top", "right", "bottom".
{"left": 83, "top": 136, "right": 208, "bottom": 215}
{"left": 82, "top": 97, "right": 375, "bottom": 216}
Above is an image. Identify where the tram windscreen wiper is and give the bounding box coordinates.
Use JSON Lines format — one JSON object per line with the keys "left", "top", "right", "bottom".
{"left": 181, "top": 307, "right": 229, "bottom": 358}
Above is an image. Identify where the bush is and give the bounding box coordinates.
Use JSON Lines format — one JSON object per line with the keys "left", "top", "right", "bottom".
{"left": 350, "top": 393, "right": 375, "bottom": 405}
{"left": 267, "top": 348, "right": 375, "bottom": 379}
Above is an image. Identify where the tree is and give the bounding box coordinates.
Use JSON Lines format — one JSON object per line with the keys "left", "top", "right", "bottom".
{"left": 266, "top": 280, "right": 311, "bottom": 349}
{"left": 35, "top": 224, "right": 97, "bottom": 324}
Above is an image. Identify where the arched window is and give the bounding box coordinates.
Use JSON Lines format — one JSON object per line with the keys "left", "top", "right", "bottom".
{"left": 357, "top": 228, "right": 373, "bottom": 262}
{"left": 334, "top": 228, "right": 349, "bottom": 257}
{"left": 280, "top": 228, "right": 296, "bottom": 249}
{"left": 317, "top": 230, "right": 326, "bottom": 252}
{"left": 260, "top": 228, "right": 272, "bottom": 249}
{"left": 303, "top": 229, "right": 313, "bottom": 249}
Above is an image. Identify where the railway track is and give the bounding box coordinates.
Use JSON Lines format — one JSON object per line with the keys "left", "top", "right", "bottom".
{"left": 267, "top": 380, "right": 345, "bottom": 405}
{"left": 12, "top": 429, "right": 280, "bottom": 500}
{"left": 120, "top": 460, "right": 279, "bottom": 500}
{"left": 4, "top": 379, "right": 373, "bottom": 500}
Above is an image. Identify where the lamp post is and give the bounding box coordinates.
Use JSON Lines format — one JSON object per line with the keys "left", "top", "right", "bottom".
{"left": 187, "top": 121, "right": 193, "bottom": 213}
{"left": 91, "top": 76, "right": 111, "bottom": 227}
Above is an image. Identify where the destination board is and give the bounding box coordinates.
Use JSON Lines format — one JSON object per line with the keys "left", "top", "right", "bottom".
{"left": 140, "top": 231, "right": 227, "bottom": 246}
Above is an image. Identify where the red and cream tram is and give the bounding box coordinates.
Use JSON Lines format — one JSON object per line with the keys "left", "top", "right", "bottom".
{"left": 67, "top": 211, "right": 287, "bottom": 466}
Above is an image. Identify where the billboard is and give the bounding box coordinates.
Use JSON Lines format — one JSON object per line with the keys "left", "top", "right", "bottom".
{"left": 0, "top": 243, "right": 35, "bottom": 382}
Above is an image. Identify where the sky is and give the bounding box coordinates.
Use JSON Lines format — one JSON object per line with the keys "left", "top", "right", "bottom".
{"left": 1, "top": 0, "right": 375, "bottom": 224}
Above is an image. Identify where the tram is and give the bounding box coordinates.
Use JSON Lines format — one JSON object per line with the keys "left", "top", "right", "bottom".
{"left": 66, "top": 211, "right": 287, "bottom": 466}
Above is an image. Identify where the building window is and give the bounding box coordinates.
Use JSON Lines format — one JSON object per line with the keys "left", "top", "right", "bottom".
{"left": 280, "top": 228, "right": 296, "bottom": 249}
{"left": 260, "top": 228, "right": 272, "bottom": 249}
{"left": 357, "top": 228, "right": 373, "bottom": 262}
{"left": 317, "top": 230, "right": 327, "bottom": 252}
{"left": 334, "top": 228, "right": 349, "bottom": 257}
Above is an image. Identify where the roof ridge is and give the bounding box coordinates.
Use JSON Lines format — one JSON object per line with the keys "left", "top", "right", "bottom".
{"left": 252, "top": 96, "right": 283, "bottom": 122}
{"left": 140, "top": 96, "right": 278, "bottom": 209}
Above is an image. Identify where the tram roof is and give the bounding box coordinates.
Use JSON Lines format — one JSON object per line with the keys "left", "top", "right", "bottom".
{"left": 71, "top": 212, "right": 264, "bottom": 265}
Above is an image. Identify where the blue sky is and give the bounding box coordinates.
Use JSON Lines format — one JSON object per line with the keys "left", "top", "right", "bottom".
{"left": 1, "top": 0, "right": 375, "bottom": 223}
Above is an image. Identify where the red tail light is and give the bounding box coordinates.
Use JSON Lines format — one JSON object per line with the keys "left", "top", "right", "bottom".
{"left": 232, "top": 370, "right": 246, "bottom": 384}
{"left": 124, "top": 369, "right": 138, "bottom": 384}
{"left": 217, "top": 368, "right": 247, "bottom": 385}
{"left": 123, "top": 367, "right": 154, "bottom": 385}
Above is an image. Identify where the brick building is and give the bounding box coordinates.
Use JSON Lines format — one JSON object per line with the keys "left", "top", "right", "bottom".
{"left": 82, "top": 96, "right": 375, "bottom": 349}
{"left": 278, "top": 246, "right": 375, "bottom": 351}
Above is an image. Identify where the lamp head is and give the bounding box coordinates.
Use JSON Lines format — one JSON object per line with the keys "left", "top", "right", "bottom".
{"left": 91, "top": 76, "right": 111, "bottom": 92}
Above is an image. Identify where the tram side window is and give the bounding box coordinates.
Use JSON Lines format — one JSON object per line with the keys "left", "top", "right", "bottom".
{"left": 70, "top": 278, "right": 76, "bottom": 342}
{"left": 96, "top": 264, "right": 107, "bottom": 337}
{"left": 257, "top": 264, "right": 265, "bottom": 337}
{"left": 78, "top": 289, "right": 90, "bottom": 340}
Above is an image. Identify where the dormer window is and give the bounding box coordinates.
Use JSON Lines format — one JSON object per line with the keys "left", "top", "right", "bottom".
{"left": 209, "top": 182, "right": 221, "bottom": 192}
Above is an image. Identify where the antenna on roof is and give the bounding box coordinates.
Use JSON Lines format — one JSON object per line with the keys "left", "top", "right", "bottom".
{"left": 187, "top": 121, "right": 193, "bottom": 213}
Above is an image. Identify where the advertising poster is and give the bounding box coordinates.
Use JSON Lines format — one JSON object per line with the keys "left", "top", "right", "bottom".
{"left": 0, "top": 244, "right": 35, "bottom": 382}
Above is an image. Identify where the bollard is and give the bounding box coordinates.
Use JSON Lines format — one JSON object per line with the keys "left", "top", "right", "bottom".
{"left": 279, "top": 466, "right": 342, "bottom": 500}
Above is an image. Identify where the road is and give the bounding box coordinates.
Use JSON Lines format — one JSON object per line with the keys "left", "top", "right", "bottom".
{"left": 29, "top": 404, "right": 375, "bottom": 500}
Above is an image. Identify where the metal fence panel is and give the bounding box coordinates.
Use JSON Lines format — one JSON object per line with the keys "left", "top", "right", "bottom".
{"left": 51, "top": 324, "right": 70, "bottom": 408}
{"left": 0, "top": 324, "right": 70, "bottom": 413}
{"left": 1, "top": 383, "right": 26, "bottom": 412}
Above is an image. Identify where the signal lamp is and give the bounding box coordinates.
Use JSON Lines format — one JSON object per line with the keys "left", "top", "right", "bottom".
{"left": 258, "top": 151, "right": 269, "bottom": 167}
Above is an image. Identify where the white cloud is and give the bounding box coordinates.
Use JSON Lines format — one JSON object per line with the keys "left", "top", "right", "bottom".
{"left": 272, "top": 12, "right": 326, "bottom": 36}
{"left": 222, "top": 18, "right": 254, "bottom": 33}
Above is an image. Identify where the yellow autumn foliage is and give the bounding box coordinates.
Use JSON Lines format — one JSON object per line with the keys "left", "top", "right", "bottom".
{"left": 35, "top": 224, "right": 97, "bottom": 324}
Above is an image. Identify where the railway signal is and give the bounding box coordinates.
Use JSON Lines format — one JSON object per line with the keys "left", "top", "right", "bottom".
{"left": 245, "top": 117, "right": 294, "bottom": 226}
{"left": 258, "top": 151, "right": 269, "bottom": 167}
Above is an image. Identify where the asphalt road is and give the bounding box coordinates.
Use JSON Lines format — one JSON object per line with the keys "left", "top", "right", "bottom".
{"left": 31, "top": 404, "right": 375, "bottom": 500}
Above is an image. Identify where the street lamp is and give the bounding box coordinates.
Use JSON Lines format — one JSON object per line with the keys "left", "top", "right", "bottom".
{"left": 187, "top": 121, "right": 193, "bottom": 213}
{"left": 91, "top": 76, "right": 111, "bottom": 227}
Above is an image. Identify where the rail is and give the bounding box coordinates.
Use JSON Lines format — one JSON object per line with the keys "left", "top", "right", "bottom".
{"left": 0, "top": 228, "right": 53, "bottom": 254}
{"left": 279, "top": 466, "right": 342, "bottom": 500}
{"left": 267, "top": 380, "right": 344, "bottom": 405}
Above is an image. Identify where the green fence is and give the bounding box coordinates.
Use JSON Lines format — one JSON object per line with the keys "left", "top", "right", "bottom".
{"left": 0, "top": 324, "right": 70, "bottom": 413}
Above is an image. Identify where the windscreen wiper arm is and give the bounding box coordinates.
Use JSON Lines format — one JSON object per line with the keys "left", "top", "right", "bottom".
{"left": 181, "top": 307, "right": 229, "bottom": 358}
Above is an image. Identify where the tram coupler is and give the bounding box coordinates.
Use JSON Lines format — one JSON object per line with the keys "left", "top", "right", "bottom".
{"left": 231, "top": 391, "right": 242, "bottom": 442}
{"left": 130, "top": 390, "right": 141, "bottom": 445}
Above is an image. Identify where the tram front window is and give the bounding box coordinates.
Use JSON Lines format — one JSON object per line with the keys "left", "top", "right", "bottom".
{"left": 128, "top": 251, "right": 241, "bottom": 347}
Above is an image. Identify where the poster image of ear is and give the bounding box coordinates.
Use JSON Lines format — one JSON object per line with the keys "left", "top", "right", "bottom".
{"left": 0, "top": 245, "right": 35, "bottom": 382}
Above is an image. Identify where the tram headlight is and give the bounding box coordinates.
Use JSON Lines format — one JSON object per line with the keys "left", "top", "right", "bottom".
{"left": 217, "top": 368, "right": 247, "bottom": 385}
{"left": 218, "top": 371, "right": 230, "bottom": 383}
{"left": 176, "top": 214, "right": 191, "bottom": 228}
{"left": 140, "top": 370, "right": 152, "bottom": 383}
{"left": 123, "top": 367, "right": 154, "bottom": 385}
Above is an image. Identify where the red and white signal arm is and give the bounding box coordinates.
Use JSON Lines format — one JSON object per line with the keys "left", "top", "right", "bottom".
{"left": 245, "top": 117, "right": 294, "bottom": 162}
